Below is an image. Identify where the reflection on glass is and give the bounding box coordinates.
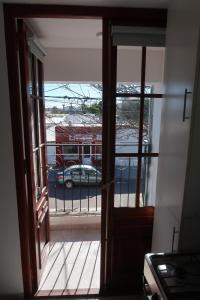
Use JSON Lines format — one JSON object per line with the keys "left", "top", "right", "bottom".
{"left": 114, "top": 157, "right": 137, "bottom": 207}
{"left": 95, "top": 144, "right": 102, "bottom": 160}
{"left": 117, "top": 46, "right": 142, "bottom": 93}
{"left": 39, "top": 146, "right": 44, "bottom": 188}
{"left": 141, "top": 157, "right": 158, "bottom": 207}
{"left": 28, "top": 54, "right": 33, "bottom": 96}
{"left": 33, "top": 152, "right": 40, "bottom": 201}
{"left": 146, "top": 47, "right": 165, "bottom": 94}
{"left": 31, "top": 101, "right": 36, "bottom": 149}
{"left": 116, "top": 83, "right": 141, "bottom": 94}
{"left": 116, "top": 97, "right": 140, "bottom": 153}
{"left": 116, "top": 83, "right": 152, "bottom": 94}
{"left": 143, "top": 98, "right": 162, "bottom": 153}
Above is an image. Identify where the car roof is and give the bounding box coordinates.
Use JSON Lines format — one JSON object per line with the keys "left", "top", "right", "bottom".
{"left": 66, "top": 164, "right": 96, "bottom": 170}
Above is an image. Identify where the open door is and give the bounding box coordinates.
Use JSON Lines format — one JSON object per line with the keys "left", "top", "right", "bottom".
{"left": 102, "top": 21, "right": 164, "bottom": 292}
{"left": 17, "top": 19, "right": 50, "bottom": 290}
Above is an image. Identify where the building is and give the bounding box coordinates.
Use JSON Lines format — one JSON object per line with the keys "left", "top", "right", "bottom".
{"left": 53, "top": 113, "right": 143, "bottom": 168}
{"left": 1, "top": 0, "right": 200, "bottom": 298}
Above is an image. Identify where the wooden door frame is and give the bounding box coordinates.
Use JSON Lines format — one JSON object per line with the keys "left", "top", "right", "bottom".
{"left": 3, "top": 4, "right": 167, "bottom": 298}
{"left": 17, "top": 19, "right": 41, "bottom": 292}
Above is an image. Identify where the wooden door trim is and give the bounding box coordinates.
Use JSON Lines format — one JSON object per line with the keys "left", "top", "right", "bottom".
{"left": 101, "top": 19, "right": 116, "bottom": 292}
{"left": 17, "top": 19, "right": 40, "bottom": 292}
{"left": 3, "top": 4, "right": 167, "bottom": 298}
{"left": 4, "top": 4, "right": 167, "bottom": 26}
{"left": 3, "top": 13, "right": 33, "bottom": 297}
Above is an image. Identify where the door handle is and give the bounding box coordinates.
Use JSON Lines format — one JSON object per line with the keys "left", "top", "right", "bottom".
{"left": 183, "top": 88, "right": 192, "bottom": 122}
{"left": 172, "top": 226, "right": 179, "bottom": 253}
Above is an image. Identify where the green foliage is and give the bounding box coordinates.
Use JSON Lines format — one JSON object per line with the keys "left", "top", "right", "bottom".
{"left": 51, "top": 106, "right": 59, "bottom": 113}
{"left": 84, "top": 101, "right": 102, "bottom": 115}
{"left": 117, "top": 98, "right": 152, "bottom": 136}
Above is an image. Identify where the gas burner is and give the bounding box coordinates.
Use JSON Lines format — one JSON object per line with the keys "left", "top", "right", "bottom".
{"left": 183, "top": 262, "right": 200, "bottom": 276}
{"left": 144, "top": 253, "right": 200, "bottom": 299}
{"left": 157, "top": 263, "right": 185, "bottom": 278}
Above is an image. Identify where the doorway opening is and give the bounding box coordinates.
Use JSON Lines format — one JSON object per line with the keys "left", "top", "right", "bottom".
{"left": 4, "top": 4, "right": 167, "bottom": 298}
{"left": 25, "top": 17, "right": 103, "bottom": 296}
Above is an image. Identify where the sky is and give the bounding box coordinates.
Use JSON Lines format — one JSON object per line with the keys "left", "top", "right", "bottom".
{"left": 44, "top": 82, "right": 151, "bottom": 109}
{"left": 44, "top": 83, "right": 102, "bottom": 108}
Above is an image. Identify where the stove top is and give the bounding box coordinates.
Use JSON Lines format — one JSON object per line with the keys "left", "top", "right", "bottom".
{"left": 147, "top": 253, "right": 200, "bottom": 299}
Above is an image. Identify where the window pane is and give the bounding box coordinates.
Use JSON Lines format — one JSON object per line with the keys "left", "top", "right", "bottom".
{"left": 85, "top": 170, "right": 96, "bottom": 176}
{"left": 28, "top": 54, "right": 33, "bottom": 95}
{"left": 116, "top": 97, "right": 140, "bottom": 153}
{"left": 35, "top": 57, "right": 39, "bottom": 97}
{"left": 117, "top": 46, "right": 142, "bottom": 93}
{"left": 63, "top": 145, "right": 78, "bottom": 154}
{"left": 71, "top": 168, "right": 82, "bottom": 175}
{"left": 114, "top": 157, "right": 138, "bottom": 207}
{"left": 31, "top": 100, "right": 36, "bottom": 149}
{"left": 39, "top": 146, "right": 45, "bottom": 189}
{"left": 83, "top": 145, "right": 91, "bottom": 158}
{"left": 33, "top": 151, "right": 41, "bottom": 200}
{"left": 142, "top": 98, "right": 162, "bottom": 153}
{"left": 83, "top": 145, "right": 90, "bottom": 154}
{"left": 141, "top": 157, "right": 158, "bottom": 206}
{"left": 145, "top": 47, "right": 165, "bottom": 94}
{"left": 95, "top": 144, "right": 102, "bottom": 160}
{"left": 63, "top": 145, "right": 79, "bottom": 160}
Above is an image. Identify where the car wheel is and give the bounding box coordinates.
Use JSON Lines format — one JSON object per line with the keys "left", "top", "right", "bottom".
{"left": 65, "top": 180, "right": 73, "bottom": 189}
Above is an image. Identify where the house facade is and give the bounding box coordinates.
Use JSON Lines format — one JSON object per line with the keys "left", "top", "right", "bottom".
{"left": 55, "top": 123, "right": 102, "bottom": 167}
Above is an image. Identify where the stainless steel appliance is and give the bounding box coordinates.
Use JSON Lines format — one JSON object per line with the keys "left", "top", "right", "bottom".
{"left": 144, "top": 253, "right": 200, "bottom": 299}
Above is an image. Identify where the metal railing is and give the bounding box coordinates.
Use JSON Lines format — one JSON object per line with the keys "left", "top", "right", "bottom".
{"left": 46, "top": 143, "right": 150, "bottom": 214}
{"left": 47, "top": 143, "right": 102, "bottom": 214}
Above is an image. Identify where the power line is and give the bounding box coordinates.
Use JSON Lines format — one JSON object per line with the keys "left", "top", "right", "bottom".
{"left": 64, "top": 85, "right": 88, "bottom": 98}
{"left": 45, "top": 96, "right": 101, "bottom": 100}
{"left": 45, "top": 84, "right": 68, "bottom": 93}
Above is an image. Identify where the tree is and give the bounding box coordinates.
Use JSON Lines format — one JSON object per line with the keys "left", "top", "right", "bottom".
{"left": 51, "top": 106, "right": 59, "bottom": 114}
{"left": 85, "top": 101, "right": 102, "bottom": 115}
{"left": 117, "top": 98, "right": 151, "bottom": 137}
{"left": 46, "top": 83, "right": 152, "bottom": 140}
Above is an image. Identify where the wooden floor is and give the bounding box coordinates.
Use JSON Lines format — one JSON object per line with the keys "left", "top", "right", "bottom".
{"left": 36, "top": 240, "right": 100, "bottom": 296}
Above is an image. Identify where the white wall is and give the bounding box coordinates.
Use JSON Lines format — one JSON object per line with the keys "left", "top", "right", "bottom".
{"left": 0, "top": 3, "right": 23, "bottom": 298}
{"left": 146, "top": 99, "right": 163, "bottom": 206}
{"left": 179, "top": 24, "right": 200, "bottom": 251}
{"left": 152, "top": 0, "right": 200, "bottom": 253}
{"left": 44, "top": 47, "right": 165, "bottom": 83}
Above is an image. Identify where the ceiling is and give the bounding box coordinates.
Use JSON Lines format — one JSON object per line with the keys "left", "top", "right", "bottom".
{"left": 23, "top": 0, "right": 168, "bottom": 49}
{"left": 27, "top": 19, "right": 103, "bottom": 49}
{"left": 3, "top": 0, "right": 168, "bottom": 8}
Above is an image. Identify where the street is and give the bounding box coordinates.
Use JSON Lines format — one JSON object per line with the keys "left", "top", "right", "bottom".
{"left": 48, "top": 180, "right": 138, "bottom": 212}
{"left": 47, "top": 164, "right": 145, "bottom": 212}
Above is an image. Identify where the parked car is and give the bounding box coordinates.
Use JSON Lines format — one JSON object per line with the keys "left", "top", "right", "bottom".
{"left": 56, "top": 164, "right": 102, "bottom": 188}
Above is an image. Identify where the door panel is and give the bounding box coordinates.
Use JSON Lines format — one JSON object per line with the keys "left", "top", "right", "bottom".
{"left": 102, "top": 21, "right": 159, "bottom": 292}
{"left": 17, "top": 19, "right": 49, "bottom": 288}
{"left": 110, "top": 207, "right": 154, "bottom": 290}
{"left": 36, "top": 186, "right": 49, "bottom": 269}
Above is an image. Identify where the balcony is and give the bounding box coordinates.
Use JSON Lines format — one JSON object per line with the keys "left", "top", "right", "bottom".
{"left": 36, "top": 228, "right": 100, "bottom": 296}
{"left": 47, "top": 142, "right": 151, "bottom": 216}
{"left": 47, "top": 148, "right": 102, "bottom": 215}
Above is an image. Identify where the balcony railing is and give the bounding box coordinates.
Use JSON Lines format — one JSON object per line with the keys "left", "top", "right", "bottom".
{"left": 47, "top": 143, "right": 150, "bottom": 214}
